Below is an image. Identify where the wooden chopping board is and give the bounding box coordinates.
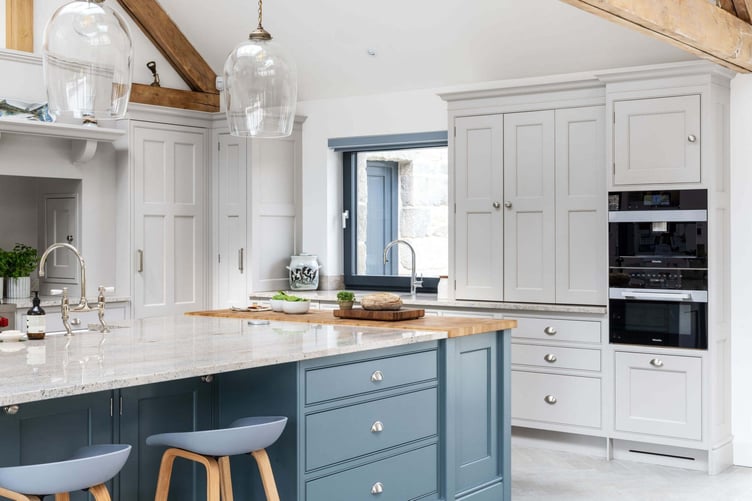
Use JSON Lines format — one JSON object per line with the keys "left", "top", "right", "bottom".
{"left": 333, "top": 308, "right": 425, "bottom": 321}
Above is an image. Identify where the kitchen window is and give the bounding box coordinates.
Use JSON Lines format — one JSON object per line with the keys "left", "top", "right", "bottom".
{"left": 330, "top": 131, "right": 448, "bottom": 292}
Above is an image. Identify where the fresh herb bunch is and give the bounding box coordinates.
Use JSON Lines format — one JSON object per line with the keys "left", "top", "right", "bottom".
{"left": 336, "top": 291, "right": 355, "bottom": 302}
{"left": 0, "top": 248, "right": 8, "bottom": 277}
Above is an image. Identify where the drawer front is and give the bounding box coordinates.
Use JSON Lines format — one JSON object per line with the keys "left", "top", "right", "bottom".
{"left": 512, "top": 343, "right": 601, "bottom": 371}
{"left": 512, "top": 371, "right": 601, "bottom": 428}
{"left": 457, "top": 482, "right": 504, "bottom": 501}
{"left": 508, "top": 316, "right": 601, "bottom": 344}
{"left": 306, "top": 388, "right": 437, "bottom": 470}
{"left": 305, "top": 349, "right": 437, "bottom": 404}
{"left": 306, "top": 444, "right": 438, "bottom": 501}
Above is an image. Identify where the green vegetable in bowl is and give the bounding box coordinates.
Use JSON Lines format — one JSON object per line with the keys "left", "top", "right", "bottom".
{"left": 284, "top": 295, "right": 307, "bottom": 302}
{"left": 272, "top": 291, "right": 289, "bottom": 300}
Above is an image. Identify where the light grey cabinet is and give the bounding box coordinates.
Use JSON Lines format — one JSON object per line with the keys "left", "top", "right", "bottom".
{"left": 613, "top": 95, "right": 701, "bottom": 185}
{"left": 614, "top": 351, "right": 702, "bottom": 441}
{"left": 453, "top": 106, "right": 606, "bottom": 305}
{"left": 131, "top": 121, "right": 208, "bottom": 319}
{"left": 213, "top": 121, "right": 303, "bottom": 308}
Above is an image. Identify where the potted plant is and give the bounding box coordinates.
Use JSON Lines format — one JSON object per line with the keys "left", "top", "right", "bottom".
{"left": 0, "top": 248, "right": 7, "bottom": 299}
{"left": 5, "top": 243, "right": 39, "bottom": 299}
{"left": 336, "top": 290, "right": 355, "bottom": 310}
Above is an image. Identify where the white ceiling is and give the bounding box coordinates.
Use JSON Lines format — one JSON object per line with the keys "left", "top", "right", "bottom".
{"left": 159, "top": 0, "right": 695, "bottom": 101}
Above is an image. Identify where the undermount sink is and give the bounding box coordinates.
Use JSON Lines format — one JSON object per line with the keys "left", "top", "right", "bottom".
{"left": 45, "top": 324, "right": 125, "bottom": 337}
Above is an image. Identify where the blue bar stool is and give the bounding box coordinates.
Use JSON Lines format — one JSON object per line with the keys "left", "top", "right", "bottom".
{"left": 0, "top": 444, "right": 131, "bottom": 501}
{"left": 147, "top": 416, "right": 287, "bottom": 501}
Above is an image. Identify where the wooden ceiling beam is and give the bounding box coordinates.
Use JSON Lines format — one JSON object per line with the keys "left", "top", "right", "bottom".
{"left": 559, "top": 0, "right": 752, "bottom": 73}
{"left": 732, "top": 0, "right": 752, "bottom": 22}
{"left": 717, "top": 0, "right": 738, "bottom": 17}
{"left": 130, "top": 84, "right": 219, "bottom": 113}
{"left": 116, "top": 0, "right": 218, "bottom": 94}
{"left": 6, "top": 0, "right": 33, "bottom": 52}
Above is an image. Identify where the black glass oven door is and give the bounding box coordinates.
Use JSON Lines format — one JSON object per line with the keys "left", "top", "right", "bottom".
{"left": 609, "top": 298, "right": 707, "bottom": 349}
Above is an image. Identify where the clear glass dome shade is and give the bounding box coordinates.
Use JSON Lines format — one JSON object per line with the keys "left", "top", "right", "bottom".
{"left": 43, "top": 0, "right": 133, "bottom": 124}
{"left": 223, "top": 37, "right": 297, "bottom": 137}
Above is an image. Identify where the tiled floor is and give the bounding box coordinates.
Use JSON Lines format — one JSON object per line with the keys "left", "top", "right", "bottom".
{"left": 512, "top": 446, "right": 752, "bottom": 500}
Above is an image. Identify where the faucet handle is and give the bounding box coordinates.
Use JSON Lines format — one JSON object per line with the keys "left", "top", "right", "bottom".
{"left": 415, "top": 273, "right": 424, "bottom": 288}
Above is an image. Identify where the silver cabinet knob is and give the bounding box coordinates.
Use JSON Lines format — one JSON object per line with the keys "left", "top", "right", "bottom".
{"left": 371, "top": 482, "right": 384, "bottom": 495}
{"left": 492, "top": 202, "right": 501, "bottom": 209}
{"left": 650, "top": 358, "right": 664, "bottom": 368}
{"left": 504, "top": 201, "right": 512, "bottom": 208}
{"left": 3, "top": 405, "right": 19, "bottom": 415}
{"left": 371, "top": 421, "right": 384, "bottom": 433}
{"left": 544, "top": 326, "right": 557, "bottom": 336}
{"left": 688, "top": 134, "right": 697, "bottom": 143}
{"left": 544, "top": 395, "right": 557, "bottom": 405}
{"left": 544, "top": 353, "right": 557, "bottom": 363}
{"left": 371, "top": 370, "right": 384, "bottom": 382}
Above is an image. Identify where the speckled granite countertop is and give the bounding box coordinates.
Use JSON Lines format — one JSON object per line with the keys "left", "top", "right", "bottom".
{"left": 249, "top": 290, "right": 607, "bottom": 315}
{"left": 0, "top": 315, "right": 446, "bottom": 406}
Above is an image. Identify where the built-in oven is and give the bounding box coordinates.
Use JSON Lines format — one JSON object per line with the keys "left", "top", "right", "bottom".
{"left": 608, "top": 189, "right": 708, "bottom": 349}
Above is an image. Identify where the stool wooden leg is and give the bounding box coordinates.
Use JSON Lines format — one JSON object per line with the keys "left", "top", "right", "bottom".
{"left": 251, "top": 449, "right": 280, "bottom": 501}
{"left": 154, "top": 448, "right": 221, "bottom": 501}
{"left": 218, "top": 456, "right": 234, "bottom": 501}
{"left": 54, "top": 494, "right": 70, "bottom": 501}
{"left": 88, "top": 484, "right": 111, "bottom": 501}
{"left": 0, "top": 486, "right": 41, "bottom": 501}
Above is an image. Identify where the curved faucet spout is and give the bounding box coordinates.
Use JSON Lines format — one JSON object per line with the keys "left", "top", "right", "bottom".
{"left": 383, "top": 239, "right": 422, "bottom": 298}
{"left": 39, "top": 243, "right": 90, "bottom": 311}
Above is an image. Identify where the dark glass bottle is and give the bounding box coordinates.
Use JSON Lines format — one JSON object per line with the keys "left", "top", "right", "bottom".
{"left": 26, "top": 291, "right": 46, "bottom": 340}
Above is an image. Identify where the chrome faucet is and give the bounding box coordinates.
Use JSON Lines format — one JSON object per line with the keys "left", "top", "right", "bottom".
{"left": 383, "top": 239, "right": 423, "bottom": 298}
{"left": 39, "top": 243, "right": 91, "bottom": 312}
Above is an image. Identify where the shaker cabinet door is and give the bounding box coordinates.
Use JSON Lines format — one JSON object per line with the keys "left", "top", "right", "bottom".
{"left": 613, "top": 95, "right": 701, "bottom": 185}
{"left": 454, "top": 114, "right": 504, "bottom": 301}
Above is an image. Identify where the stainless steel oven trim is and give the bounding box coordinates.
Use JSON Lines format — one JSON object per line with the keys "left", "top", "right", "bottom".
{"left": 608, "top": 209, "right": 707, "bottom": 223}
{"left": 609, "top": 288, "right": 708, "bottom": 303}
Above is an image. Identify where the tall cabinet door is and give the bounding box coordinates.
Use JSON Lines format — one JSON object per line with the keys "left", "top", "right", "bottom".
{"left": 215, "top": 133, "right": 248, "bottom": 308}
{"left": 133, "top": 123, "right": 207, "bottom": 319}
{"left": 454, "top": 115, "right": 504, "bottom": 301}
{"left": 250, "top": 130, "right": 301, "bottom": 292}
{"left": 503, "top": 110, "right": 555, "bottom": 303}
{"left": 555, "top": 106, "right": 606, "bottom": 305}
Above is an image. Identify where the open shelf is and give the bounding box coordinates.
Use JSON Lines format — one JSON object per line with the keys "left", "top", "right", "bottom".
{"left": 0, "top": 118, "right": 125, "bottom": 164}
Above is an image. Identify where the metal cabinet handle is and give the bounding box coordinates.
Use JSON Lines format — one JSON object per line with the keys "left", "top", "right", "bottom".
{"left": 544, "top": 395, "right": 557, "bottom": 405}
{"left": 238, "top": 248, "right": 244, "bottom": 274}
{"left": 544, "top": 353, "right": 557, "bottom": 363}
{"left": 492, "top": 202, "right": 501, "bottom": 209}
{"left": 371, "top": 370, "right": 384, "bottom": 382}
{"left": 650, "top": 358, "right": 664, "bottom": 368}
{"left": 688, "top": 134, "right": 697, "bottom": 143}
{"left": 70, "top": 318, "right": 81, "bottom": 327}
{"left": 137, "top": 249, "right": 144, "bottom": 273}
{"left": 504, "top": 201, "right": 512, "bottom": 208}
{"left": 544, "top": 326, "right": 557, "bottom": 336}
{"left": 371, "top": 482, "right": 384, "bottom": 495}
{"left": 371, "top": 421, "right": 384, "bottom": 433}
{"left": 3, "top": 405, "right": 19, "bottom": 415}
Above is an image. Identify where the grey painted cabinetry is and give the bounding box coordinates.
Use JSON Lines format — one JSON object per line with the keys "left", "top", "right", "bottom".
{"left": 451, "top": 105, "right": 606, "bottom": 305}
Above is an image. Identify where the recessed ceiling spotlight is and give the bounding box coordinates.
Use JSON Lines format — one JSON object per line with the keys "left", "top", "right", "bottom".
{"left": 367, "top": 48, "right": 376, "bottom": 56}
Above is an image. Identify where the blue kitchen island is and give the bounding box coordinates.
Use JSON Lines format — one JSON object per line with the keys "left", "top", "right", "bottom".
{"left": 0, "top": 311, "right": 515, "bottom": 501}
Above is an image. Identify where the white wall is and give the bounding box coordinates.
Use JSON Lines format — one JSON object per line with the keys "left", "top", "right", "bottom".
{"left": 296, "top": 90, "right": 447, "bottom": 280}
{"left": 730, "top": 73, "right": 752, "bottom": 466}
{"left": 0, "top": 0, "right": 6, "bottom": 49}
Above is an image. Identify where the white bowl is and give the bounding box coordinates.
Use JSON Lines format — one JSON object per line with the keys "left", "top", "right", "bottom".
{"left": 282, "top": 300, "right": 310, "bottom": 314}
{"left": 0, "top": 330, "right": 25, "bottom": 342}
{"left": 270, "top": 299, "right": 285, "bottom": 312}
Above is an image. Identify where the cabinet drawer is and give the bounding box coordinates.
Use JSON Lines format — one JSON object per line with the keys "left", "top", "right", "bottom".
{"left": 512, "top": 371, "right": 601, "bottom": 428}
{"left": 305, "top": 444, "right": 438, "bottom": 501}
{"left": 614, "top": 351, "right": 701, "bottom": 440}
{"left": 508, "top": 316, "right": 600, "bottom": 344}
{"left": 306, "top": 388, "right": 437, "bottom": 471}
{"left": 305, "top": 349, "right": 437, "bottom": 404}
{"left": 512, "top": 344, "right": 600, "bottom": 371}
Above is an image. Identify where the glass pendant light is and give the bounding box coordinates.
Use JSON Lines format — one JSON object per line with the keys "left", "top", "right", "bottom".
{"left": 43, "top": 0, "right": 133, "bottom": 125}
{"left": 223, "top": 0, "right": 297, "bottom": 138}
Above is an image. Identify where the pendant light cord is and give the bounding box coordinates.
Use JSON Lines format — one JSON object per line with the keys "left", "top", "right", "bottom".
{"left": 249, "top": 0, "right": 272, "bottom": 40}
{"left": 257, "top": 0, "right": 264, "bottom": 30}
